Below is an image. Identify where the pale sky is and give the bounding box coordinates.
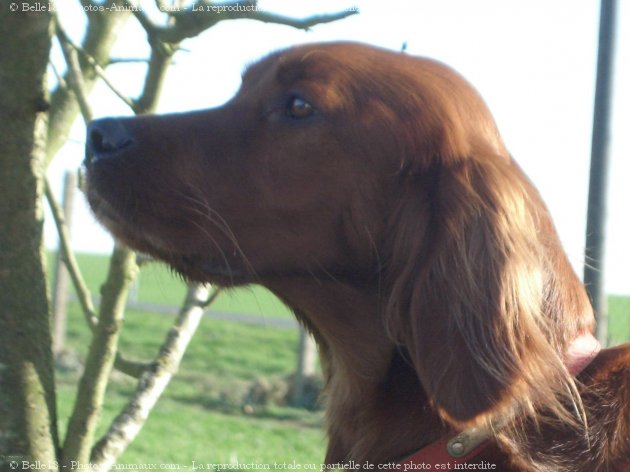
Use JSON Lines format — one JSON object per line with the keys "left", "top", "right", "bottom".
{"left": 46, "top": 0, "right": 630, "bottom": 294}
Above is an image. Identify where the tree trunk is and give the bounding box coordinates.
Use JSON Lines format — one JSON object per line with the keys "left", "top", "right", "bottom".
{"left": 0, "top": 6, "right": 58, "bottom": 469}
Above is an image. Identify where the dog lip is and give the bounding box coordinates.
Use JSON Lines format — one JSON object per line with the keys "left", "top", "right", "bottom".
{"left": 179, "top": 254, "right": 240, "bottom": 278}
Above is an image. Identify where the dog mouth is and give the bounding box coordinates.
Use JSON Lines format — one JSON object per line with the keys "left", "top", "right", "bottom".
{"left": 169, "top": 254, "right": 249, "bottom": 284}
{"left": 86, "top": 185, "right": 249, "bottom": 285}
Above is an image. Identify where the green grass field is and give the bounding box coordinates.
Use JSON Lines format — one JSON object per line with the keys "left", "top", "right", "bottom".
{"left": 609, "top": 295, "right": 630, "bottom": 345}
{"left": 52, "top": 253, "right": 323, "bottom": 468}
{"left": 56, "top": 311, "right": 325, "bottom": 466}
{"left": 50, "top": 252, "right": 630, "bottom": 468}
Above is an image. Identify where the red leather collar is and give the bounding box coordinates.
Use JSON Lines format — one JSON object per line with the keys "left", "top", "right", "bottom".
{"left": 400, "top": 433, "right": 491, "bottom": 469}
{"left": 400, "top": 333, "right": 601, "bottom": 468}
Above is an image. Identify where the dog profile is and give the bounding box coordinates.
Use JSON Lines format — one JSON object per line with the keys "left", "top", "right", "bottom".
{"left": 84, "top": 42, "right": 630, "bottom": 471}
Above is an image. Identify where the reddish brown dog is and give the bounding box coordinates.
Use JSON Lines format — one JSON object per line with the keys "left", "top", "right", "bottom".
{"left": 85, "top": 42, "right": 630, "bottom": 471}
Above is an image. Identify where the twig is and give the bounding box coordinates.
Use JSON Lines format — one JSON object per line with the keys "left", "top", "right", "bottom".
{"left": 107, "top": 57, "right": 151, "bottom": 65}
{"left": 201, "top": 286, "right": 222, "bottom": 307}
{"left": 55, "top": 19, "right": 94, "bottom": 123}
{"left": 57, "top": 26, "right": 137, "bottom": 112}
{"left": 45, "top": 178, "right": 98, "bottom": 331}
{"left": 90, "top": 284, "right": 216, "bottom": 470}
{"left": 114, "top": 352, "right": 150, "bottom": 378}
{"left": 75, "top": 49, "right": 137, "bottom": 111}
{"left": 133, "top": 41, "right": 177, "bottom": 114}
{"left": 236, "top": 8, "right": 360, "bottom": 31}
{"left": 127, "top": 0, "right": 161, "bottom": 37}
{"left": 48, "top": 59, "right": 67, "bottom": 90}
{"left": 135, "top": 253, "right": 154, "bottom": 266}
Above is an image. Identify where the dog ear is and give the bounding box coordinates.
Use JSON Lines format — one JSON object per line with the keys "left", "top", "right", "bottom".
{"left": 385, "top": 154, "right": 589, "bottom": 427}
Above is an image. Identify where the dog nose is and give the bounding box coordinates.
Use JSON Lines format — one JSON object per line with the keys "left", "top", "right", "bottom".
{"left": 86, "top": 118, "right": 135, "bottom": 164}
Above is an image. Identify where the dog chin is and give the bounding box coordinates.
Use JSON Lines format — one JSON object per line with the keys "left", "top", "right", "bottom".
{"left": 90, "top": 206, "right": 249, "bottom": 286}
{"left": 156, "top": 252, "right": 248, "bottom": 286}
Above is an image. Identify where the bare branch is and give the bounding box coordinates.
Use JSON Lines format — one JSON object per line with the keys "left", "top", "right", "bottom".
{"left": 107, "top": 57, "right": 151, "bottom": 65}
{"left": 133, "top": 41, "right": 177, "bottom": 114}
{"left": 90, "top": 284, "right": 215, "bottom": 470}
{"left": 61, "top": 246, "right": 139, "bottom": 466}
{"left": 126, "top": 0, "right": 358, "bottom": 44}
{"left": 75, "top": 50, "right": 137, "bottom": 111}
{"left": 201, "top": 285, "right": 222, "bottom": 307}
{"left": 135, "top": 253, "right": 154, "bottom": 266}
{"left": 126, "top": 1, "right": 161, "bottom": 37}
{"left": 123, "top": 0, "right": 356, "bottom": 113}
{"left": 45, "top": 178, "right": 98, "bottom": 331}
{"left": 114, "top": 352, "right": 150, "bottom": 378}
{"left": 55, "top": 20, "right": 94, "bottom": 123}
{"left": 236, "top": 8, "right": 359, "bottom": 31}
{"left": 112, "top": 286, "right": 222, "bottom": 379}
{"left": 57, "top": 22, "right": 137, "bottom": 112}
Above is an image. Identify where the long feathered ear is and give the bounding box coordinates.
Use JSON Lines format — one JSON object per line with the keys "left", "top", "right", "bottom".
{"left": 385, "top": 152, "right": 593, "bottom": 427}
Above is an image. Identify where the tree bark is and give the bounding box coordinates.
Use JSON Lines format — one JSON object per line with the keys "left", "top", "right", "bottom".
{"left": 0, "top": 5, "right": 58, "bottom": 469}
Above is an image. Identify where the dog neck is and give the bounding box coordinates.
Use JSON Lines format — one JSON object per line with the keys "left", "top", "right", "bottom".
{"left": 264, "top": 277, "right": 393, "bottom": 381}
{"left": 264, "top": 277, "right": 452, "bottom": 464}
{"left": 263, "top": 276, "right": 602, "bottom": 466}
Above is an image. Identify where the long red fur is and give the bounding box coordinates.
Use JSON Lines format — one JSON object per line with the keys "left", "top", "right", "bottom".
{"left": 85, "top": 42, "right": 630, "bottom": 471}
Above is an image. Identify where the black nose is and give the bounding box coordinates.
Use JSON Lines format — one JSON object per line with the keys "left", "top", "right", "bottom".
{"left": 85, "top": 118, "right": 135, "bottom": 164}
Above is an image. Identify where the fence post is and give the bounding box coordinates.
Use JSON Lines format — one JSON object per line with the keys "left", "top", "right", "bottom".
{"left": 584, "top": 0, "right": 617, "bottom": 347}
{"left": 291, "top": 327, "right": 317, "bottom": 405}
{"left": 52, "top": 171, "right": 76, "bottom": 355}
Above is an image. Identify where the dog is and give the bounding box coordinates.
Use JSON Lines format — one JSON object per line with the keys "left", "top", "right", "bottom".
{"left": 84, "top": 42, "right": 630, "bottom": 471}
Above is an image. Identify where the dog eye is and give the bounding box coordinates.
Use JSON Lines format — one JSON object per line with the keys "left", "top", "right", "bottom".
{"left": 286, "top": 96, "right": 314, "bottom": 119}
